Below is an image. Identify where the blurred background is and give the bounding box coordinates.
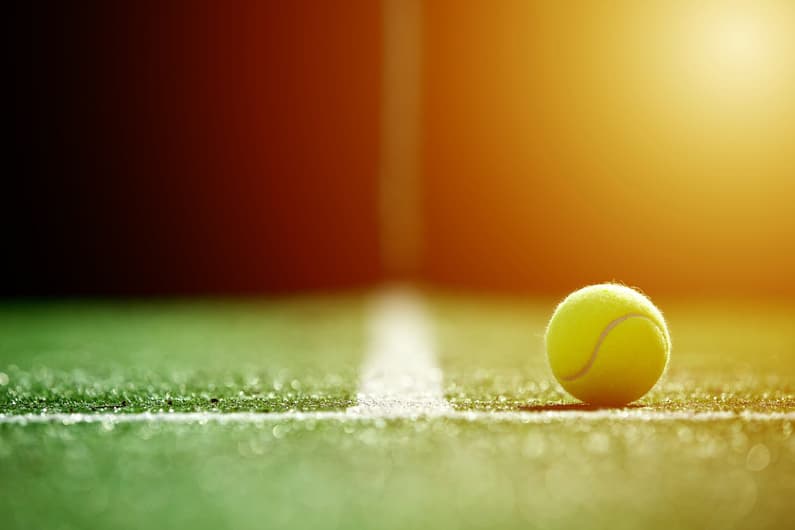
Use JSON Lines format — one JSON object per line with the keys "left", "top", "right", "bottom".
{"left": 6, "top": 0, "right": 795, "bottom": 297}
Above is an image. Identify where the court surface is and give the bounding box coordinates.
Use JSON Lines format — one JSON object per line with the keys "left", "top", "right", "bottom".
{"left": 1, "top": 290, "right": 793, "bottom": 529}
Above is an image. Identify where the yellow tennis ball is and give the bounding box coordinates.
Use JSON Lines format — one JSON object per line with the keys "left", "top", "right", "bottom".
{"left": 545, "top": 283, "right": 670, "bottom": 406}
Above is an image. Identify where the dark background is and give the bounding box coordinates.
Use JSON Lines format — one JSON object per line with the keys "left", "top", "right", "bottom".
{"left": 6, "top": 1, "right": 382, "bottom": 295}
{"left": 6, "top": 1, "right": 795, "bottom": 297}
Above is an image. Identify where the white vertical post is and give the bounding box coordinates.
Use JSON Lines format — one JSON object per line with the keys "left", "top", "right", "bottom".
{"left": 379, "top": 0, "right": 423, "bottom": 278}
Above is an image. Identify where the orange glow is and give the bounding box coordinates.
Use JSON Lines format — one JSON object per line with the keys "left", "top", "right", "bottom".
{"left": 421, "top": 1, "right": 795, "bottom": 295}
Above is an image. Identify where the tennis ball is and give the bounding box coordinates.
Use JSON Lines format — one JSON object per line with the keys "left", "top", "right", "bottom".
{"left": 545, "top": 283, "right": 670, "bottom": 406}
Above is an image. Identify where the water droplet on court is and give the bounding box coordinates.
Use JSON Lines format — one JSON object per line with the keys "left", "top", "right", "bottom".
{"left": 584, "top": 432, "right": 610, "bottom": 454}
{"left": 272, "top": 424, "right": 286, "bottom": 439}
{"left": 746, "top": 443, "right": 770, "bottom": 471}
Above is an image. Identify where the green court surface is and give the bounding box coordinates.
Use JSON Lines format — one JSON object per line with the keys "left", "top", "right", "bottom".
{"left": 433, "top": 296, "right": 795, "bottom": 412}
{"left": 0, "top": 298, "right": 366, "bottom": 414}
{"left": 1, "top": 294, "right": 794, "bottom": 530}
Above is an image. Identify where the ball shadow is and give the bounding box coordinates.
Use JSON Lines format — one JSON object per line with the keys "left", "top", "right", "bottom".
{"left": 517, "top": 402, "right": 645, "bottom": 412}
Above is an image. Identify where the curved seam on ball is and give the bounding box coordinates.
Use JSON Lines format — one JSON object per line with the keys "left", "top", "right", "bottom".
{"left": 559, "top": 313, "right": 655, "bottom": 382}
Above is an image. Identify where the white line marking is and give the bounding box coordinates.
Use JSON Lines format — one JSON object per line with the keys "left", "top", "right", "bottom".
{"left": 346, "top": 288, "right": 453, "bottom": 416}
{"left": 0, "top": 410, "right": 793, "bottom": 425}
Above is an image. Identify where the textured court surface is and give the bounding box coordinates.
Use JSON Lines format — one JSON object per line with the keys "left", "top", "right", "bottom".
{"left": 1, "top": 294, "right": 793, "bottom": 530}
